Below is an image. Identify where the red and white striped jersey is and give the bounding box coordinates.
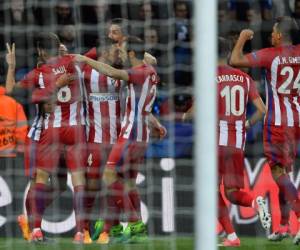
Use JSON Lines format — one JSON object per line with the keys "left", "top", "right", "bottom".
{"left": 217, "top": 65, "right": 260, "bottom": 150}
{"left": 120, "top": 64, "right": 158, "bottom": 142}
{"left": 20, "top": 67, "right": 46, "bottom": 141}
{"left": 246, "top": 45, "right": 300, "bottom": 127}
{"left": 22, "top": 55, "right": 86, "bottom": 137}
{"left": 83, "top": 65, "right": 121, "bottom": 144}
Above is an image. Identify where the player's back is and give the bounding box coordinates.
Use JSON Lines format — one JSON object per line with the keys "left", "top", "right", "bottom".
{"left": 39, "top": 55, "right": 85, "bottom": 128}
{"left": 217, "top": 65, "right": 256, "bottom": 149}
{"left": 251, "top": 45, "right": 300, "bottom": 126}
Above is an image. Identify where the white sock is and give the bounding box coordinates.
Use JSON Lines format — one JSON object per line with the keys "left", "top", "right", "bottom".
{"left": 33, "top": 228, "right": 41, "bottom": 233}
{"left": 227, "top": 232, "right": 238, "bottom": 241}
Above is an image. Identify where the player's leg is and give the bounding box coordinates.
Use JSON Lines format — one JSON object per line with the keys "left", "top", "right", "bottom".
{"left": 264, "top": 126, "right": 300, "bottom": 242}
{"left": 122, "top": 142, "right": 148, "bottom": 243}
{"left": 84, "top": 142, "right": 106, "bottom": 235}
{"left": 98, "top": 138, "right": 138, "bottom": 244}
{"left": 64, "top": 126, "right": 89, "bottom": 243}
{"left": 218, "top": 191, "right": 240, "bottom": 247}
{"left": 222, "top": 147, "right": 271, "bottom": 230}
{"left": 19, "top": 137, "right": 36, "bottom": 240}
{"left": 31, "top": 168, "right": 51, "bottom": 241}
{"left": 31, "top": 129, "right": 60, "bottom": 241}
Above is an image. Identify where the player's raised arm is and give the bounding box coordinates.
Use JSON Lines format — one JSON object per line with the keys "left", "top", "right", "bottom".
{"left": 229, "top": 29, "right": 254, "bottom": 67}
{"left": 5, "top": 43, "right": 16, "bottom": 94}
{"left": 74, "top": 54, "right": 129, "bottom": 81}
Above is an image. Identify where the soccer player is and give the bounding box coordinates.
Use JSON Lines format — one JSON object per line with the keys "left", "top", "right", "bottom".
{"left": 5, "top": 42, "right": 71, "bottom": 241}
{"left": 217, "top": 37, "right": 270, "bottom": 246}
{"left": 230, "top": 16, "right": 300, "bottom": 244}
{"left": 81, "top": 40, "right": 124, "bottom": 242}
{"left": 74, "top": 36, "right": 165, "bottom": 243}
{"left": 183, "top": 37, "right": 270, "bottom": 247}
{"left": 81, "top": 39, "right": 165, "bottom": 243}
{"left": 6, "top": 33, "right": 88, "bottom": 243}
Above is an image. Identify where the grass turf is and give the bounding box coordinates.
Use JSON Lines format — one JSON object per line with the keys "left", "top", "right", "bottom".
{"left": 0, "top": 236, "right": 298, "bottom": 250}
{"left": 219, "top": 236, "right": 299, "bottom": 250}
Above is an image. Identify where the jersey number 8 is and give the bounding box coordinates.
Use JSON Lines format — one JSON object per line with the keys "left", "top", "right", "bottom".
{"left": 57, "top": 86, "right": 72, "bottom": 103}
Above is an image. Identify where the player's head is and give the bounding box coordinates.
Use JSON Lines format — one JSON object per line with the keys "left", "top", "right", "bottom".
{"left": 108, "top": 18, "right": 128, "bottom": 45}
{"left": 36, "top": 32, "right": 61, "bottom": 59}
{"left": 218, "top": 37, "right": 231, "bottom": 62}
{"left": 126, "top": 36, "right": 145, "bottom": 63}
{"left": 272, "top": 16, "right": 299, "bottom": 47}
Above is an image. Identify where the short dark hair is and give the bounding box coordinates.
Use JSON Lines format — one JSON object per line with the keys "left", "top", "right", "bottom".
{"left": 126, "top": 36, "right": 145, "bottom": 60}
{"left": 36, "top": 32, "right": 61, "bottom": 56}
{"left": 275, "top": 16, "right": 299, "bottom": 42}
{"left": 218, "top": 37, "right": 231, "bottom": 59}
{"left": 110, "top": 18, "right": 129, "bottom": 36}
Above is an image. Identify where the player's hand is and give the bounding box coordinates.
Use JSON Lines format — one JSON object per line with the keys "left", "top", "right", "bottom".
{"left": 56, "top": 73, "right": 77, "bottom": 88}
{"left": 6, "top": 43, "right": 16, "bottom": 69}
{"left": 239, "top": 29, "right": 254, "bottom": 41}
{"left": 144, "top": 52, "right": 157, "bottom": 65}
{"left": 158, "top": 125, "right": 167, "bottom": 139}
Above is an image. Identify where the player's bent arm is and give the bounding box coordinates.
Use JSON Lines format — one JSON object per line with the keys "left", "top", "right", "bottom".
{"left": 74, "top": 54, "right": 129, "bottom": 81}
{"left": 31, "top": 74, "right": 74, "bottom": 104}
{"left": 246, "top": 97, "right": 266, "bottom": 129}
{"left": 229, "top": 29, "right": 254, "bottom": 68}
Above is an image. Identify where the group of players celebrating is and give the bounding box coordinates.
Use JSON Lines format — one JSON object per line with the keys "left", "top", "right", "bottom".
{"left": 5, "top": 18, "right": 167, "bottom": 244}
{"left": 184, "top": 16, "right": 300, "bottom": 247}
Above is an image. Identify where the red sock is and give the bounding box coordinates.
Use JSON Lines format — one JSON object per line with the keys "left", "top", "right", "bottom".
{"left": 226, "top": 190, "right": 253, "bottom": 207}
{"left": 74, "top": 185, "right": 85, "bottom": 233}
{"left": 25, "top": 185, "right": 35, "bottom": 229}
{"left": 108, "top": 181, "right": 139, "bottom": 222}
{"left": 279, "top": 190, "right": 290, "bottom": 225}
{"left": 218, "top": 192, "right": 234, "bottom": 234}
{"left": 128, "top": 189, "right": 141, "bottom": 216}
{"left": 83, "top": 188, "right": 98, "bottom": 230}
{"left": 33, "top": 183, "right": 48, "bottom": 229}
{"left": 103, "top": 195, "right": 121, "bottom": 233}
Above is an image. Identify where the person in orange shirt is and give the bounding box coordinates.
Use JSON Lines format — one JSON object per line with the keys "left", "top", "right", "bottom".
{"left": 0, "top": 85, "right": 28, "bottom": 157}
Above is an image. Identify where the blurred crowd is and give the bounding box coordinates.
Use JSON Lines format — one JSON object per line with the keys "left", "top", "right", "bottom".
{"left": 0, "top": 0, "right": 193, "bottom": 122}
{"left": 3, "top": 0, "right": 300, "bottom": 123}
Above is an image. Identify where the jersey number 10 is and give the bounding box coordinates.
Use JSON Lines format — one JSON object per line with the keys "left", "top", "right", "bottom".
{"left": 220, "top": 85, "right": 245, "bottom": 116}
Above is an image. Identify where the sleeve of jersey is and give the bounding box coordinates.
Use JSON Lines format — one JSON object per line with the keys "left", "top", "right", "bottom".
{"left": 31, "top": 85, "right": 56, "bottom": 104}
{"left": 245, "top": 48, "right": 273, "bottom": 68}
{"left": 84, "top": 47, "right": 97, "bottom": 59}
{"left": 127, "top": 68, "right": 147, "bottom": 85}
{"left": 19, "top": 69, "right": 37, "bottom": 89}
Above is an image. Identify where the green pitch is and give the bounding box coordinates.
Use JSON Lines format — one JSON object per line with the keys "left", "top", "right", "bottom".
{"left": 0, "top": 237, "right": 193, "bottom": 250}
{"left": 219, "top": 236, "right": 300, "bottom": 250}
{"left": 0, "top": 236, "right": 299, "bottom": 250}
